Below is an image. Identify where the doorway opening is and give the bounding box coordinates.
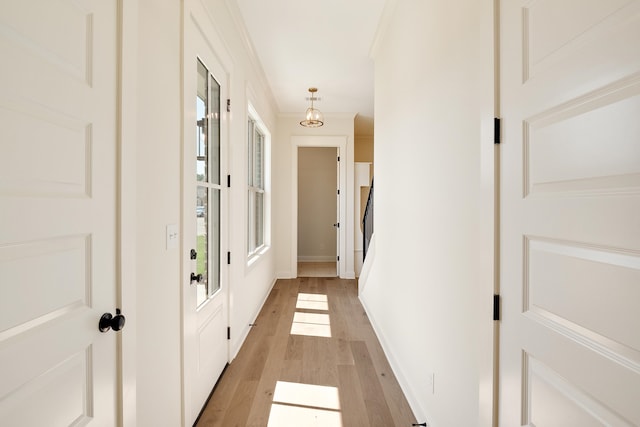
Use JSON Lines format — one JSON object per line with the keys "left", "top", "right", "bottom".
{"left": 297, "top": 147, "right": 339, "bottom": 277}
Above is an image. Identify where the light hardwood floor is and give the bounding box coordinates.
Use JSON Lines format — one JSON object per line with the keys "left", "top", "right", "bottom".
{"left": 196, "top": 277, "right": 417, "bottom": 426}
{"left": 297, "top": 262, "right": 337, "bottom": 277}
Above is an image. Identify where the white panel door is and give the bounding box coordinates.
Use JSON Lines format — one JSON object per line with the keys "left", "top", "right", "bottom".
{"left": 0, "top": 0, "right": 120, "bottom": 426}
{"left": 500, "top": 0, "right": 640, "bottom": 425}
{"left": 336, "top": 149, "right": 340, "bottom": 276}
{"left": 183, "top": 0, "right": 230, "bottom": 423}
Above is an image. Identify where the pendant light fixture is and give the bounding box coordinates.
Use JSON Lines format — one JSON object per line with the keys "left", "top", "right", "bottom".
{"left": 300, "top": 87, "right": 324, "bottom": 127}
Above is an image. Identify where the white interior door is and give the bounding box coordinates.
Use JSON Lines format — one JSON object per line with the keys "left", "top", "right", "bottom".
{"left": 336, "top": 149, "right": 341, "bottom": 276}
{"left": 499, "top": 0, "right": 640, "bottom": 425}
{"left": 183, "top": 2, "right": 230, "bottom": 423}
{"left": 0, "top": 0, "right": 120, "bottom": 425}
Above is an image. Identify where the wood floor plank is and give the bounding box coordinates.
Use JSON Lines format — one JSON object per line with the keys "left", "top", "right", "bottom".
{"left": 196, "top": 277, "right": 416, "bottom": 427}
{"left": 301, "top": 334, "right": 339, "bottom": 387}
{"left": 350, "top": 340, "right": 396, "bottom": 426}
{"left": 241, "top": 333, "right": 272, "bottom": 382}
{"left": 219, "top": 380, "right": 259, "bottom": 427}
{"left": 246, "top": 285, "right": 296, "bottom": 426}
{"left": 284, "top": 334, "right": 303, "bottom": 361}
{"left": 278, "top": 358, "right": 302, "bottom": 384}
{"left": 365, "top": 339, "right": 418, "bottom": 425}
{"left": 338, "top": 364, "right": 371, "bottom": 427}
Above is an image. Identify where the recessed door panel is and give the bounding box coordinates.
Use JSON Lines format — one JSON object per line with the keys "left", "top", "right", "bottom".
{"left": 500, "top": 0, "right": 640, "bottom": 425}
{"left": 0, "top": 0, "right": 119, "bottom": 425}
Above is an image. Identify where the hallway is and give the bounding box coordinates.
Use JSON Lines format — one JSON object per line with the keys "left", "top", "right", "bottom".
{"left": 196, "top": 277, "right": 416, "bottom": 426}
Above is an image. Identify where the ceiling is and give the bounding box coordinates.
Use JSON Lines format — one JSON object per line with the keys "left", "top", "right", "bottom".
{"left": 234, "top": 0, "right": 387, "bottom": 135}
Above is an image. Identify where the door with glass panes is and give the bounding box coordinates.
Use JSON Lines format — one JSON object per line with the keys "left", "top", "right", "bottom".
{"left": 182, "top": 9, "right": 229, "bottom": 422}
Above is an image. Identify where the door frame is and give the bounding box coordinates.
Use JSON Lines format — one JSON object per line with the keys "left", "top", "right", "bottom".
{"left": 118, "top": 0, "right": 139, "bottom": 424}
{"left": 291, "top": 136, "right": 352, "bottom": 278}
{"left": 296, "top": 146, "right": 340, "bottom": 273}
{"left": 181, "top": 1, "right": 233, "bottom": 424}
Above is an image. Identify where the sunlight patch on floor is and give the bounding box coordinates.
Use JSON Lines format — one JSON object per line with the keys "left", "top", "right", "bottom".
{"left": 291, "top": 293, "right": 331, "bottom": 337}
{"left": 290, "top": 312, "right": 331, "bottom": 338}
{"left": 296, "top": 293, "right": 329, "bottom": 311}
{"left": 267, "top": 381, "right": 342, "bottom": 427}
{"left": 274, "top": 381, "right": 341, "bottom": 409}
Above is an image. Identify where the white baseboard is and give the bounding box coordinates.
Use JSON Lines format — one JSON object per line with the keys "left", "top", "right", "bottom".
{"left": 297, "top": 255, "right": 337, "bottom": 262}
{"left": 276, "top": 271, "right": 294, "bottom": 279}
{"left": 358, "top": 234, "right": 375, "bottom": 294}
{"left": 359, "top": 294, "right": 433, "bottom": 426}
{"left": 229, "top": 276, "right": 278, "bottom": 361}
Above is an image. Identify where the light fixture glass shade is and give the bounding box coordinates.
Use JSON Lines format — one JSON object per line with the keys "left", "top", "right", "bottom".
{"left": 300, "top": 87, "right": 324, "bottom": 127}
{"left": 300, "top": 107, "right": 324, "bottom": 127}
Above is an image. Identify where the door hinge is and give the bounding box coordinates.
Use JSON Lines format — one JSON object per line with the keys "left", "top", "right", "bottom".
{"left": 337, "top": 255, "right": 340, "bottom": 261}
{"left": 227, "top": 251, "right": 231, "bottom": 265}
{"left": 227, "top": 174, "right": 231, "bottom": 188}
{"left": 226, "top": 99, "right": 231, "bottom": 113}
{"left": 494, "top": 117, "right": 501, "bottom": 144}
{"left": 337, "top": 189, "right": 340, "bottom": 195}
{"left": 337, "top": 156, "right": 340, "bottom": 162}
{"left": 227, "top": 327, "right": 231, "bottom": 340}
{"left": 493, "top": 294, "right": 500, "bottom": 321}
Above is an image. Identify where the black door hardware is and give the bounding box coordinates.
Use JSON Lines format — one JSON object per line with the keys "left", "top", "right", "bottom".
{"left": 99, "top": 309, "right": 126, "bottom": 333}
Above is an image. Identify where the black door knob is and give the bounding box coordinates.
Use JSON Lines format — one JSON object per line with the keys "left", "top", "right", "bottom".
{"left": 99, "top": 309, "right": 126, "bottom": 333}
{"left": 190, "top": 272, "right": 203, "bottom": 283}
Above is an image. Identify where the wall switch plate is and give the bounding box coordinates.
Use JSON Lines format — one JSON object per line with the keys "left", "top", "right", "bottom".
{"left": 166, "top": 224, "right": 178, "bottom": 250}
{"left": 427, "top": 373, "right": 435, "bottom": 394}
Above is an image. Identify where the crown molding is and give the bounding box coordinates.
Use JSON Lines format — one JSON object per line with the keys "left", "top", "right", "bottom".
{"left": 369, "top": 0, "right": 399, "bottom": 59}
{"left": 223, "top": 0, "right": 279, "bottom": 114}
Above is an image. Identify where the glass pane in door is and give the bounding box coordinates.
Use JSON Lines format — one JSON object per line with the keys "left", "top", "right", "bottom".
{"left": 195, "top": 58, "right": 222, "bottom": 307}
{"left": 196, "top": 60, "right": 208, "bottom": 183}
{"left": 196, "top": 186, "right": 208, "bottom": 306}
{"left": 210, "top": 78, "right": 220, "bottom": 185}
{"left": 196, "top": 59, "right": 209, "bottom": 307}
{"left": 210, "top": 188, "right": 220, "bottom": 295}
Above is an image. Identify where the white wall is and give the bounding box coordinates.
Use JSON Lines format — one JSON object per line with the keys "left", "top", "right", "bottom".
{"left": 136, "top": 1, "right": 182, "bottom": 424}
{"left": 298, "top": 147, "right": 338, "bottom": 261}
{"left": 360, "top": 0, "right": 495, "bottom": 426}
{"left": 274, "top": 114, "right": 355, "bottom": 278}
{"left": 134, "top": 0, "right": 278, "bottom": 424}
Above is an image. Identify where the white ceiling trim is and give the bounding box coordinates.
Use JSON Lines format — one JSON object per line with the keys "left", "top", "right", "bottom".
{"left": 369, "top": 0, "right": 400, "bottom": 59}
{"left": 223, "top": 0, "right": 279, "bottom": 114}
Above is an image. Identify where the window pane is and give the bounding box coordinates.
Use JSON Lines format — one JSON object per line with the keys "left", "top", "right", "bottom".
{"left": 210, "top": 76, "right": 220, "bottom": 185}
{"left": 210, "top": 189, "right": 220, "bottom": 295}
{"left": 248, "top": 190, "right": 255, "bottom": 253}
{"left": 196, "top": 185, "right": 208, "bottom": 307}
{"left": 196, "top": 60, "right": 207, "bottom": 183}
{"left": 255, "top": 191, "right": 264, "bottom": 248}
{"left": 247, "top": 115, "right": 267, "bottom": 256}
{"left": 255, "top": 132, "right": 264, "bottom": 189}
{"left": 247, "top": 119, "right": 254, "bottom": 186}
